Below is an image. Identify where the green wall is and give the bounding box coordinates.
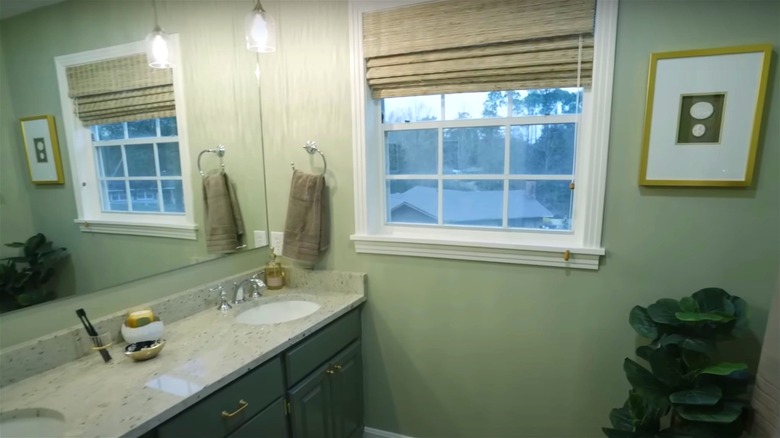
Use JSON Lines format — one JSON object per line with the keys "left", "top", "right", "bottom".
{"left": 257, "top": 1, "right": 780, "bottom": 436}
{"left": 0, "top": 0, "right": 268, "bottom": 299}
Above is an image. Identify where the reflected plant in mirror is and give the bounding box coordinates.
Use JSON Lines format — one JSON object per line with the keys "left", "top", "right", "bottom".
{"left": 0, "top": 234, "right": 69, "bottom": 313}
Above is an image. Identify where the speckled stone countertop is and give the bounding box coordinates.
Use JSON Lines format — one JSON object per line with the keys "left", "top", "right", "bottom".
{"left": 0, "top": 284, "right": 365, "bottom": 437}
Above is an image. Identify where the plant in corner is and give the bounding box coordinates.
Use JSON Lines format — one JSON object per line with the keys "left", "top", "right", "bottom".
{"left": 603, "top": 288, "right": 752, "bottom": 438}
{"left": 0, "top": 233, "right": 69, "bottom": 311}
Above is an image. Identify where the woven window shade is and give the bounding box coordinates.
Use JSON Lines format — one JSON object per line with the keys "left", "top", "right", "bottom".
{"left": 363, "top": 0, "right": 596, "bottom": 98}
{"left": 66, "top": 54, "right": 175, "bottom": 126}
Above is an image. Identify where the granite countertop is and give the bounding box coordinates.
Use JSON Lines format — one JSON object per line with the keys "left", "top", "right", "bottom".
{"left": 0, "top": 287, "right": 365, "bottom": 437}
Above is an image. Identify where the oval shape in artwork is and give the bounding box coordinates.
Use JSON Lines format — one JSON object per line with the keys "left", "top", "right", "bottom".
{"left": 690, "top": 101, "right": 714, "bottom": 119}
{"left": 692, "top": 124, "right": 706, "bottom": 137}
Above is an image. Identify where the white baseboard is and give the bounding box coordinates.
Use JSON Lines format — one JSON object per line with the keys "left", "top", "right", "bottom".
{"left": 364, "top": 426, "right": 415, "bottom": 438}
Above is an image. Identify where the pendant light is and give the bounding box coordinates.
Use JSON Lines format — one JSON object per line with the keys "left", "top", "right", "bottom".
{"left": 245, "top": 0, "right": 276, "bottom": 53}
{"left": 146, "top": 0, "right": 173, "bottom": 68}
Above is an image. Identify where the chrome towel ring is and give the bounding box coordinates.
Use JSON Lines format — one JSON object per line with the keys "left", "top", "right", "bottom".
{"left": 198, "top": 144, "right": 226, "bottom": 176}
{"left": 290, "top": 141, "right": 327, "bottom": 175}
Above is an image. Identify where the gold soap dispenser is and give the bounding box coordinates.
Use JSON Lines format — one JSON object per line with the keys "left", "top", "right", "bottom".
{"left": 264, "top": 248, "right": 285, "bottom": 290}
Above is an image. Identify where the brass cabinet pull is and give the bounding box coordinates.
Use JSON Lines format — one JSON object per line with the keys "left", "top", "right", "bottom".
{"left": 333, "top": 365, "right": 342, "bottom": 370}
{"left": 563, "top": 250, "right": 571, "bottom": 261}
{"left": 326, "top": 369, "right": 335, "bottom": 375}
{"left": 222, "top": 399, "right": 249, "bottom": 418}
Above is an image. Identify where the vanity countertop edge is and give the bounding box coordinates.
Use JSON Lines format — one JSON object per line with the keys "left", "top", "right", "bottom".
{"left": 0, "top": 287, "right": 366, "bottom": 438}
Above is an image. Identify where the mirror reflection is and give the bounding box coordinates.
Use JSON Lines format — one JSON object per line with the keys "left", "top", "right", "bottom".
{"left": 0, "top": 0, "right": 269, "bottom": 313}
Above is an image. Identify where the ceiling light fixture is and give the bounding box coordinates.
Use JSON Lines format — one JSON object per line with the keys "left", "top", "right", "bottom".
{"left": 245, "top": 0, "right": 276, "bottom": 53}
{"left": 146, "top": 0, "right": 173, "bottom": 68}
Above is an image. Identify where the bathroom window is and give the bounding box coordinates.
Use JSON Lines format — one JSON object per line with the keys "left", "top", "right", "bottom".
{"left": 349, "top": 0, "right": 618, "bottom": 269}
{"left": 55, "top": 38, "right": 196, "bottom": 239}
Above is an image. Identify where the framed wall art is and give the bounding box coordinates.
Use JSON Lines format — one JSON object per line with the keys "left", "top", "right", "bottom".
{"left": 639, "top": 45, "right": 772, "bottom": 187}
{"left": 20, "top": 115, "right": 64, "bottom": 184}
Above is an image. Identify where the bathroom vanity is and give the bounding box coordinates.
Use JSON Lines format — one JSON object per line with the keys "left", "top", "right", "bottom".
{"left": 0, "top": 270, "right": 366, "bottom": 438}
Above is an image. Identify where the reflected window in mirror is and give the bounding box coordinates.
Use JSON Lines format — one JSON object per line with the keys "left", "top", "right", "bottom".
{"left": 55, "top": 38, "right": 197, "bottom": 239}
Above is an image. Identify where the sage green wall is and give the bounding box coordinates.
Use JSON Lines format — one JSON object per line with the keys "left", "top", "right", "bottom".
{"left": 259, "top": 1, "right": 780, "bottom": 436}
{"left": 0, "top": 0, "right": 268, "bottom": 298}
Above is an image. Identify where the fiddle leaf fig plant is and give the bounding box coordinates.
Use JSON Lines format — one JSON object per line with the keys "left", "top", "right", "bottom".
{"left": 603, "top": 288, "right": 752, "bottom": 438}
{"left": 0, "top": 233, "right": 68, "bottom": 311}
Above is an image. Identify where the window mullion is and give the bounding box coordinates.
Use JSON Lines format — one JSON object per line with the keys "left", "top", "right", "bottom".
{"left": 437, "top": 124, "right": 443, "bottom": 225}
{"left": 153, "top": 142, "right": 163, "bottom": 212}
{"left": 120, "top": 145, "right": 132, "bottom": 212}
{"left": 502, "top": 122, "right": 510, "bottom": 229}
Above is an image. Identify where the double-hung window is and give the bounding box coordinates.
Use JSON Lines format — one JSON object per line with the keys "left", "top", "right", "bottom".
{"left": 55, "top": 38, "right": 196, "bottom": 239}
{"left": 349, "top": 0, "right": 619, "bottom": 269}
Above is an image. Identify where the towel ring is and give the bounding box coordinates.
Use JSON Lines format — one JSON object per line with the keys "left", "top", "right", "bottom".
{"left": 290, "top": 141, "right": 327, "bottom": 175}
{"left": 198, "top": 145, "right": 226, "bottom": 176}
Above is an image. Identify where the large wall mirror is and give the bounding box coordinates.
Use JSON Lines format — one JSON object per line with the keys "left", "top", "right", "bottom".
{"left": 0, "top": 0, "right": 270, "bottom": 314}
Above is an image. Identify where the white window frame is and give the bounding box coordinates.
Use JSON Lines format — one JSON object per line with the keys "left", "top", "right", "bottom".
{"left": 348, "top": 0, "right": 619, "bottom": 270}
{"left": 55, "top": 37, "right": 197, "bottom": 240}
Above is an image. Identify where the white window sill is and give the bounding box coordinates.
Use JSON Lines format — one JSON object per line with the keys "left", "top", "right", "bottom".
{"left": 350, "top": 234, "right": 605, "bottom": 270}
{"left": 75, "top": 219, "right": 198, "bottom": 240}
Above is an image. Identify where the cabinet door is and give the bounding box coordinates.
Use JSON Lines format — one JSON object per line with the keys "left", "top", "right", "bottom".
{"left": 289, "top": 363, "right": 332, "bottom": 438}
{"left": 228, "top": 397, "right": 288, "bottom": 438}
{"left": 330, "top": 341, "right": 364, "bottom": 438}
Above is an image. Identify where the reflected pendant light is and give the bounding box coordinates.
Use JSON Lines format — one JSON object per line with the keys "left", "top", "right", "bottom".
{"left": 146, "top": 0, "right": 173, "bottom": 68}
{"left": 245, "top": 0, "right": 276, "bottom": 53}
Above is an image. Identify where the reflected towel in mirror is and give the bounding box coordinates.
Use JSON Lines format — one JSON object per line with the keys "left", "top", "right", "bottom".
{"left": 202, "top": 173, "right": 244, "bottom": 253}
{"left": 282, "top": 170, "right": 329, "bottom": 265}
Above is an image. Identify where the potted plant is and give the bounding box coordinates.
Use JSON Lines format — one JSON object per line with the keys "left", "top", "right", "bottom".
{"left": 0, "top": 233, "right": 69, "bottom": 311}
{"left": 603, "top": 288, "right": 752, "bottom": 438}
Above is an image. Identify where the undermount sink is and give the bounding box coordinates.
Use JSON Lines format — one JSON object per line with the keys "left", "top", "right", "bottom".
{"left": 0, "top": 408, "right": 65, "bottom": 437}
{"left": 236, "top": 300, "right": 321, "bottom": 325}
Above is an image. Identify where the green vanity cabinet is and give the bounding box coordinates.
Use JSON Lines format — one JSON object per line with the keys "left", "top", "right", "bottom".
{"left": 285, "top": 310, "right": 364, "bottom": 438}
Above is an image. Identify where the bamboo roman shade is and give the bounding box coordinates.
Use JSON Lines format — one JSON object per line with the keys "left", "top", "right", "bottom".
{"left": 66, "top": 54, "right": 175, "bottom": 126}
{"left": 362, "top": 0, "right": 596, "bottom": 98}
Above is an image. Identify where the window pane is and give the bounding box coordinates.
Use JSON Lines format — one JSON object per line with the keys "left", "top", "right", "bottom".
{"left": 96, "top": 146, "right": 125, "bottom": 177}
{"left": 160, "top": 117, "right": 178, "bottom": 136}
{"left": 512, "top": 88, "right": 583, "bottom": 116}
{"left": 443, "top": 127, "right": 504, "bottom": 174}
{"left": 385, "top": 129, "right": 437, "bottom": 175}
{"left": 443, "top": 180, "right": 503, "bottom": 227}
{"left": 129, "top": 180, "right": 160, "bottom": 212}
{"left": 161, "top": 180, "right": 184, "bottom": 213}
{"left": 101, "top": 180, "right": 128, "bottom": 212}
{"left": 444, "top": 92, "right": 506, "bottom": 120}
{"left": 387, "top": 180, "right": 437, "bottom": 224}
{"left": 96, "top": 122, "right": 125, "bottom": 141}
{"left": 508, "top": 180, "right": 571, "bottom": 230}
{"left": 127, "top": 119, "right": 157, "bottom": 138}
{"left": 383, "top": 95, "right": 440, "bottom": 123}
{"left": 158, "top": 142, "right": 181, "bottom": 176}
{"left": 125, "top": 144, "right": 157, "bottom": 176}
{"left": 510, "top": 124, "right": 575, "bottom": 175}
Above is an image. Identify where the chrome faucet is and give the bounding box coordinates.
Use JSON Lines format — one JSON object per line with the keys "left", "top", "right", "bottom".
{"left": 214, "top": 285, "right": 232, "bottom": 312}
{"left": 232, "top": 274, "right": 266, "bottom": 305}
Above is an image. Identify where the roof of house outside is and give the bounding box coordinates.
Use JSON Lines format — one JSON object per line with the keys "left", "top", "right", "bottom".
{"left": 389, "top": 186, "right": 554, "bottom": 222}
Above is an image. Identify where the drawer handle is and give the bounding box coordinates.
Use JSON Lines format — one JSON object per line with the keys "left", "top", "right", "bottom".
{"left": 326, "top": 369, "right": 335, "bottom": 375}
{"left": 221, "top": 399, "right": 249, "bottom": 418}
{"left": 333, "top": 365, "right": 342, "bottom": 370}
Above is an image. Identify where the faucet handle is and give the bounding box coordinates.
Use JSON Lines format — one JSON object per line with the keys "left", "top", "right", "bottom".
{"left": 248, "top": 278, "right": 266, "bottom": 300}
{"left": 215, "top": 285, "right": 232, "bottom": 312}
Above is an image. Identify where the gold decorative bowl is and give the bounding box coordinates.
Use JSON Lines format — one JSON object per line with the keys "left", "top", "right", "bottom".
{"left": 124, "top": 339, "right": 166, "bottom": 361}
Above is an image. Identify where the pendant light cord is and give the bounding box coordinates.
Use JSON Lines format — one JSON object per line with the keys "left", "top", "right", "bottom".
{"left": 254, "top": 0, "right": 265, "bottom": 13}
{"left": 152, "top": 0, "right": 160, "bottom": 28}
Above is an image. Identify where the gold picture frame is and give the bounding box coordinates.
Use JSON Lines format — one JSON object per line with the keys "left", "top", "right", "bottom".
{"left": 639, "top": 45, "right": 772, "bottom": 187}
{"left": 20, "top": 115, "right": 64, "bottom": 184}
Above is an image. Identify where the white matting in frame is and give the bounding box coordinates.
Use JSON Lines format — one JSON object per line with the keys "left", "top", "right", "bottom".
{"left": 20, "top": 115, "right": 64, "bottom": 184}
{"left": 640, "top": 45, "right": 772, "bottom": 187}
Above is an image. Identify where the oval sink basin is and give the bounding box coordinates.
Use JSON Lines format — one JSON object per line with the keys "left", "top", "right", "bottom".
{"left": 0, "top": 408, "right": 65, "bottom": 437}
{"left": 236, "top": 300, "right": 320, "bottom": 325}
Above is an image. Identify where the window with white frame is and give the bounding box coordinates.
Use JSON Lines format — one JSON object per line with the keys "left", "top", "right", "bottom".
{"left": 349, "top": 0, "right": 618, "bottom": 269}
{"left": 55, "top": 38, "right": 196, "bottom": 240}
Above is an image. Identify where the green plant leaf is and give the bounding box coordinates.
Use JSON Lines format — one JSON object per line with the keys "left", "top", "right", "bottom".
{"left": 630, "top": 306, "right": 659, "bottom": 339}
{"left": 624, "top": 358, "right": 669, "bottom": 394}
{"left": 602, "top": 428, "right": 644, "bottom": 438}
{"left": 677, "top": 401, "right": 743, "bottom": 423}
{"left": 650, "top": 346, "right": 685, "bottom": 387}
{"left": 730, "top": 297, "right": 749, "bottom": 337}
{"left": 674, "top": 312, "right": 735, "bottom": 322}
{"left": 681, "top": 350, "right": 711, "bottom": 372}
{"left": 679, "top": 296, "right": 698, "bottom": 313}
{"left": 636, "top": 346, "right": 654, "bottom": 362}
{"left": 669, "top": 386, "right": 722, "bottom": 405}
{"left": 609, "top": 406, "right": 633, "bottom": 431}
{"left": 627, "top": 390, "right": 663, "bottom": 432}
{"left": 691, "top": 288, "right": 730, "bottom": 314}
{"left": 4, "top": 242, "right": 24, "bottom": 248}
{"left": 699, "top": 363, "right": 748, "bottom": 376}
{"left": 647, "top": 299, "right": 682, "bottom": 325}
{"left": 659, "top": 334, "right": 716, "bottom": 357}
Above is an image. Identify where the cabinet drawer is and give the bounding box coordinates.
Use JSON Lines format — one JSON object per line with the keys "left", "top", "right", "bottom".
{"left": 227, "top": 397, "right": 288, "bottom": 438}
{"left": 158, "top": 357, "right": 284, "bottom": 438}
{"left": 285, "top": 310, "right": 361, "bottom": 387}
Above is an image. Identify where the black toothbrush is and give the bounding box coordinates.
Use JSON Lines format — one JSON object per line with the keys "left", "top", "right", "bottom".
{"left": 76, "top": 308, "right": 112, "bottom": 363}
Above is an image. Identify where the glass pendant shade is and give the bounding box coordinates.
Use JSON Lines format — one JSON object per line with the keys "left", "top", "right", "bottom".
{"left": 146, "top": 26, "right": 173, "bottom": 68}
{"left": 245, "top": 7, "right": 276, "bottom": 53}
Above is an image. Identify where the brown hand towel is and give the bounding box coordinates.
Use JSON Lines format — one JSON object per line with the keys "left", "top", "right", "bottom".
{"left": 203, "top": 173, "right": 244, "bottom": 254}
{"left": 282, "top": 169, "right": 330, "bottom": 265}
